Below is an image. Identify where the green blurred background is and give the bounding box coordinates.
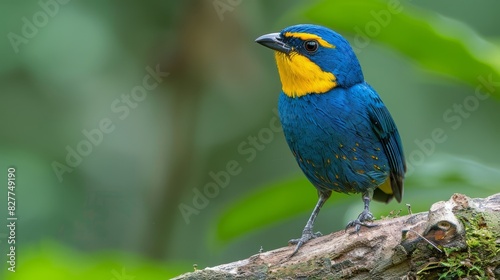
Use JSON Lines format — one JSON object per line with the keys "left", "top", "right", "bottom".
{"left": 1, "top": 0, "right": 499, "bottom": 279}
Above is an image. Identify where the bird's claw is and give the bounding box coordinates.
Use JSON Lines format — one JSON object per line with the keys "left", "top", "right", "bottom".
{"left": 288, "top": 230, "right": 322, "bottom": 245}
{"left": 288, "top": 230, "right": 322, "bottom": 257}
{"left": 345, "top": 209, "right": 377, "bottom": 232}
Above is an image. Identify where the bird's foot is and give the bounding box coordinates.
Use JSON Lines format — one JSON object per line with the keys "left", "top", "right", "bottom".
{"left": 345, "top": 209, "right": 377, "bottom": 232}
{"left": 288, "top": 230, "right": 322, "bottom": 257}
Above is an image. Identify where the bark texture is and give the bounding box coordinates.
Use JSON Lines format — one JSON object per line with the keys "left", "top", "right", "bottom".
{"left": 173, "top": 193, "right": 500, "bottom": 279}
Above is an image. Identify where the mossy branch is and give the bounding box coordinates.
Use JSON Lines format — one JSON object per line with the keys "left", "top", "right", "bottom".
{"left": 173, "top": 193, "right": 500, "bottom": 279}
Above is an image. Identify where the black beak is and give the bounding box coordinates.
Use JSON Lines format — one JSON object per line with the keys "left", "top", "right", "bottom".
{"left": 255, "top": 32, "right": 291, "bottom": 54}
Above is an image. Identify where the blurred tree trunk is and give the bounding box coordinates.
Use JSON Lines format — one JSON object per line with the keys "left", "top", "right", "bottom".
{"left": 172, "top": 193, "right": 500, "bottom": 279}
{"left": 144, "top": 1, "right": 245, "bottom": 259}
{"left": 143, "top": 2, "right": 206, "bottom": 259}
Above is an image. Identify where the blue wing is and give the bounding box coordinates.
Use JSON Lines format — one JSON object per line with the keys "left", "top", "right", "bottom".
{"left": 366, "top": 87, "right": 406, "bottom": 202}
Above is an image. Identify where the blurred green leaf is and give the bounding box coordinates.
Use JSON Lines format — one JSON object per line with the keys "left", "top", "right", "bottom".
{"left": 216, "top": 155, "right": 500, "bottom": 244}
{"left": 3, "top": 240, "right": 188, "bottom": 280}
{"left": 214, "top": 177, "right": 357, "bottom": 244}
{"left": 284, "top": 0, "right": 500, "bottom": 97}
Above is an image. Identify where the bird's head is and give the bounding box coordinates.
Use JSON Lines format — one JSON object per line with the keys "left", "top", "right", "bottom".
{"left": 256, "top": 24, "right": 364, "bottom": 98}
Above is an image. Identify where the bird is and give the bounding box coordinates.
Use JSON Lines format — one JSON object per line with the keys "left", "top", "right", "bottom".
{"left": 255, "top": 24, "right": 406, "bottom": 256}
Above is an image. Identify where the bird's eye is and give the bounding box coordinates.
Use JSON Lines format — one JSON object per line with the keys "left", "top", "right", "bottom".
{"left": 304, "top": 40, "right": 319, "bottom": 52}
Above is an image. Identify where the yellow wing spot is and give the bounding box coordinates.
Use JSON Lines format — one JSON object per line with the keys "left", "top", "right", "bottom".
{"left": 299, "top": 156, "right": 303, "bottom": 162}
{"left": 371, "top": 155, "right": 379, "bottom": 160}
{"left": 352, "top": 147, "right": 357, "bottom": 152}
{"left": 357, "top": 170, "right": 365, "bottom": 174}
{"left": 339, "top": 143, "right": 344, "bottom": 148}
{"left": 326, "top": 159, "right": 331, "bottom": 164}
{"left": 355, "top": 143, "right": 360, "bottom": 147}
{"left": 353, "top": 156, "right": 358, "bottom": 160}
{"left": 378, "top": 179, "right": 393, "bottom": 195}
{"left": 371, "top": 179, "right": 376, "bottom": 183}
{"left": 306, "top": 159, "right": 310, "bottom": 164}
{"left": 283, "top": 32, "right": 335, "bottom": 48}
{"left": 311, "top": 162, "right": 316, "bottom": 167}
{"left": 335, "top": 154, "right": 339, "bottom": 159}
{"left": 374, "top": 164, "right": 381, "bottom": 170}
{"left": 333, "top": 182, "right": 339, "bottom": 186}
{"left": 375, "top": 147, "right": 381, "bottom": 151}
{"left": 335, "top": 174, "right": 339, "bottom": 179}
{"left": 342, "top": 155, "right": 347, "bottom": 160}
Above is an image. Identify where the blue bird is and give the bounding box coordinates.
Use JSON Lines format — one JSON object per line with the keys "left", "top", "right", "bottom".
{"left": 255, "top": 24, "right": 406, "bottom": 256}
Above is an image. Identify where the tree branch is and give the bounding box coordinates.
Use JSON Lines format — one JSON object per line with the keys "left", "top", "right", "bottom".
{"left": 173, "top": 193, "right": 500, "bottom": 279}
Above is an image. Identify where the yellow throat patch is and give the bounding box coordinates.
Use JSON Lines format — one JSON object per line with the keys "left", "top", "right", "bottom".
{"left": 274, "top": 31, "right": 337, "bottom": 98}
{"left": 274, "top": 52, "right": 337, "bottom": 98}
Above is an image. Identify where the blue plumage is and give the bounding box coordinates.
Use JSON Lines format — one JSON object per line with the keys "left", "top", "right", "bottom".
{"left": 256, "top": 24, "right": 406, "bottom": 256}
{"left": 279, "top": 83, "right": 399, "bottom": 196}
